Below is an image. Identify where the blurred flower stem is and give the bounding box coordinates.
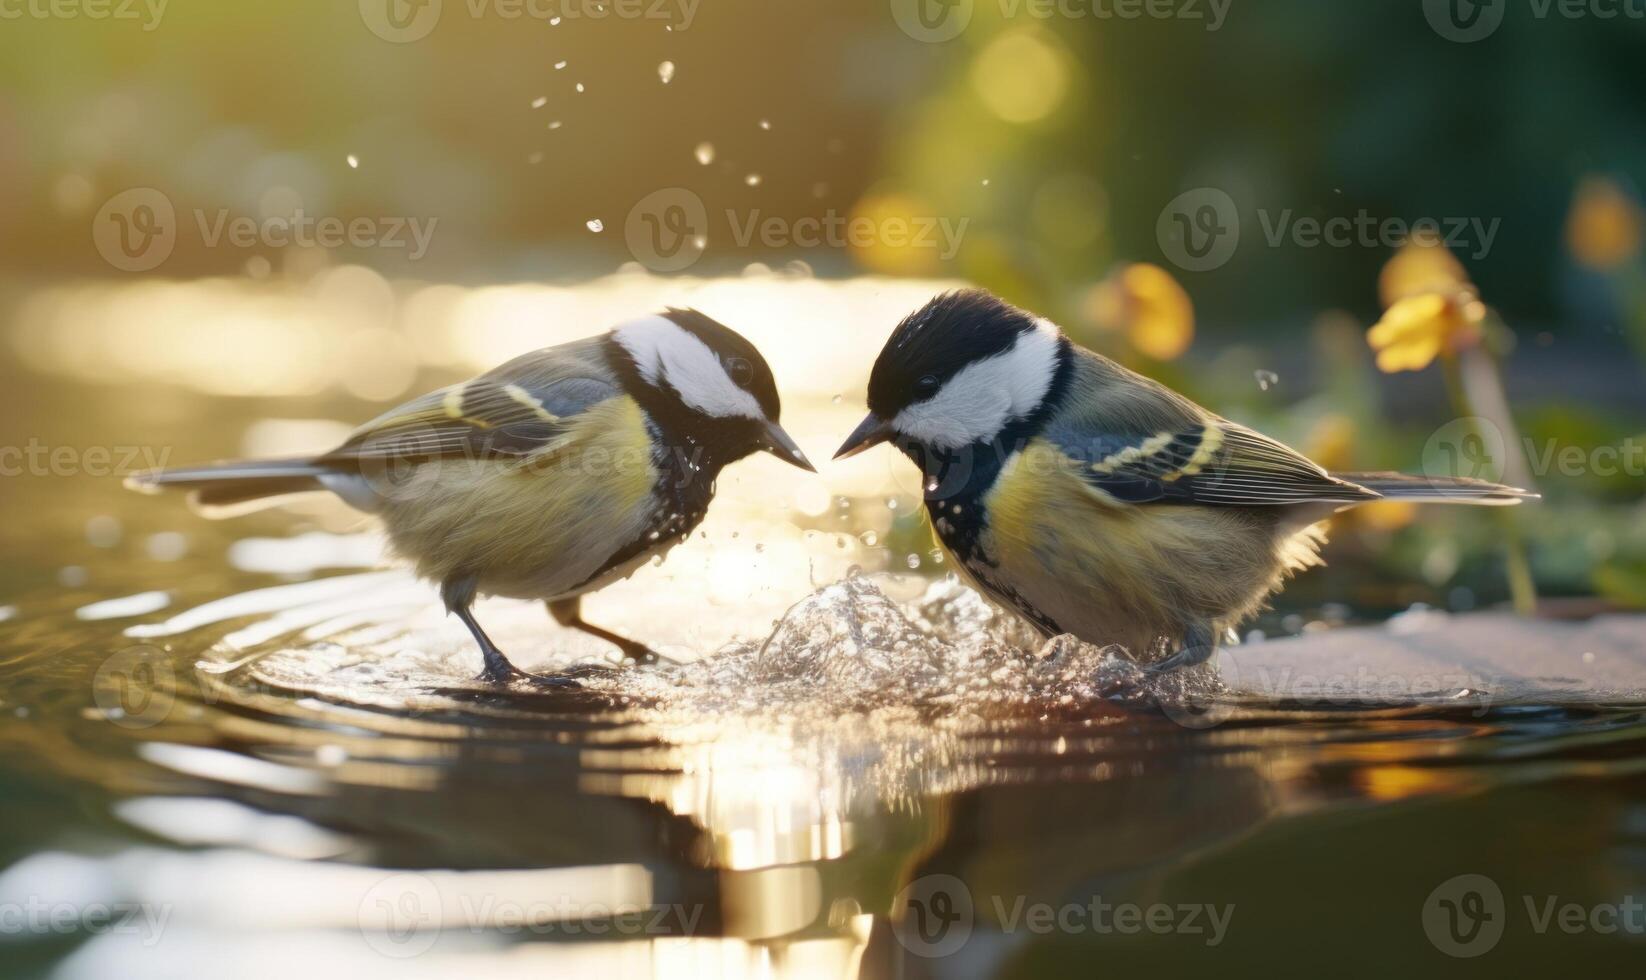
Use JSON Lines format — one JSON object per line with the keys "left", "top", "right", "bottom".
{"left": 1442, "top": 344, "right": 1539, "bottom": 616}
{"left": 1370, "top": 236, "right": 1539, "bottom": 615}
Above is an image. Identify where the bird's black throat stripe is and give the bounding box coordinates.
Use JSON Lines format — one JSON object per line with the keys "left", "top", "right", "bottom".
{"left": 907, "top": 336, "right": 1074, "bottom": 636}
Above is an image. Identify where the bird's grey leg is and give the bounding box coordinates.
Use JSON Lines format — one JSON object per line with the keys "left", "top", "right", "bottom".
{"left": 1145, "top": 622, "right": 1220, "bottom": 675}
{"left": 441, "top": 576, "right": 578, "bottom": 687}
{"left": 547, "top": 597, "right": 661, "bottom": 665}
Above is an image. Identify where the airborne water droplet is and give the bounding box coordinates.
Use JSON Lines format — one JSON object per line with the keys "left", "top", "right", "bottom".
{"left": 555, "top": 60, "right": 567, "bottom": 70}
{"left": 575, "top": 82, "right": 585, "bottom": 93}
{"left": 758, "top": 119, "right": 771, "bottom": 130}
{"left": 346, "top": 154, "right": 359, "bottom": 169}
{"left": 905, "top": 553, "right": 921, "bottom": 569}
{"left": 586, "top": 219, "right": 604, "bottom": 232}
{"left": 658, "top": 61, "right": 675, "bottom": 84}
{"left": 1255, "top": 370, "right": 1279, "bottom": 391}
{"left": 745, "top": 173, "right": 762, "bottom": 187}
{"left": 694, "top": 142, "right": 715, "bottom": 165}
{"left": 860, "top": 530, "right": 878, "bottom": 547}
{"left": 531, "top": 96, "right": 547, "bottom": 108}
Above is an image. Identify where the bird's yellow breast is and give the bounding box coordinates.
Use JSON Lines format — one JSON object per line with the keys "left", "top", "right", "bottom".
{"left": 379, "top": 395, "right": 666, "bottom": 599}
{"left": 975, "top": 438, "right": 1318, "bottom": 654}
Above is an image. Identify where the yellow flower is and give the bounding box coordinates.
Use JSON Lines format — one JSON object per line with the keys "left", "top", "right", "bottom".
{"left": 1084, "top": 263, "right": 1195, "bottom": 361}
{"left": 1565, "top": 175, "right": 1643, "bottom": 271}
{"left": 1379, "top": 232, "right": 1471, "bottom": 307}
{"left": 1366, "top": 290, "right": 1486, "bottom": 373}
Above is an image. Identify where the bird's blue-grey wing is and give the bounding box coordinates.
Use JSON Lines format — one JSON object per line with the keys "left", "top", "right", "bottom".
{"left": 1043, "top": 418, "right": 1377, "bottom": 507}
{"left": 321, "top": 338, "right": 622, "bottom": 466}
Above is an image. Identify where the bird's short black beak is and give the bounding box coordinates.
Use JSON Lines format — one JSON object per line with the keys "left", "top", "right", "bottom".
{"left": 834, "top": 413, "right": 893, "bottom": 460}
{"left": 760, "top": 421, "right": 816, "bottom": 472}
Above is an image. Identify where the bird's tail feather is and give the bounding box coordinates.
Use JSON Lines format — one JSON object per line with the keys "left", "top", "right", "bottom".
{"left": 125, "top": 458, "right": 329, "bottom": 515}
{"left": 1336, "top": 471, "right": 1537, "bottom": 506}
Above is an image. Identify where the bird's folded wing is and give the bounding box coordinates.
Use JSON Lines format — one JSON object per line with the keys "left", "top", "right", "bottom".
{"left": 321, "top": 347, "right": 622, "bottom": 465}
{"left": 1056, "top": 421, "right": 1380, "bottom": 506}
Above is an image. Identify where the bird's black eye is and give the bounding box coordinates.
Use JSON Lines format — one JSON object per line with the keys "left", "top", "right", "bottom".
{"left": 915, "top": 375, "right": 941, "bottom": 397}
{"left": 725, "top": 357, "right": 755, "bottom": 388}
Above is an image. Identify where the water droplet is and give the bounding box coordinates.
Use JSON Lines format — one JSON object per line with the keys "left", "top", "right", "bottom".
{"left": 758, "top": 119, "right": 771, "bottom": 130}
{"left": 575, "top": 82, "right": 586, "bottom": 93}
{"left": 694, "top": 142, "right": 715, "bottom": 165}
{"left": 885, "top": 497, "right": 899, "bottom": 510}
{"left": 555, "top": 60, "right": 568, "bottom": 70}
{"left": 658, "top": 61, "right": 675, "bottom": 84}
{"left": 1255, "top": 370, "right": 1279, "bottom": 391}
{"left": 346, "top": 154, "right": 359, "bottom": 169}
{"left": 586, "top": 218, "right": 604, "bottom": 232}
{"left": 745, "top": 173, "right": 762, "bottom": 187}
{"left": 981, "top": 178, "right": 991, "bottom": 186}
{"left": 830, "top": 394, "right": 843, "bottom": 404}
{"left": 548, "top": 120, "right": 562, "bottom": 130}
{"left": 928, "top": 548, "right": 945, "bottom": 564}
{"left": 531, "top": 96, "right": 547, "bottom": 108}
{"left": 860, "top": 531, "right": 879, "bottom": 547}
{"left": 905, "top": 553, "right": 921, "bottom": 569}
{"left": 549, "top": 15, "right": 561, "bottom": 24}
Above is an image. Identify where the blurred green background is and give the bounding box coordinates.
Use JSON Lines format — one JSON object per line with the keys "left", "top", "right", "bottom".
{"left": 3, "top": 0, "right": 1646, "bottom": 608}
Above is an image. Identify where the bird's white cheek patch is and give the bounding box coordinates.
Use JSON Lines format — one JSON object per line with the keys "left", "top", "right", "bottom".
{"left": 615, "top": 315, "right": 763, "bottom": 419}
{"left": 892, "top": 324, "right": 1060, "bottom": 450}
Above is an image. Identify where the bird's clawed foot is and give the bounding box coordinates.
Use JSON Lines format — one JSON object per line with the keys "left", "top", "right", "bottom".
{"left": 475, "top": 645, "right": 583, "bottom": 689}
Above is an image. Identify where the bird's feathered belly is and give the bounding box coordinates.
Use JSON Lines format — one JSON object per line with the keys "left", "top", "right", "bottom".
{"left": 374, "top": 397, "right": 693, "bottom": 601}
{"left": 942, "top": 439, "right": 1326, "bottom": 656}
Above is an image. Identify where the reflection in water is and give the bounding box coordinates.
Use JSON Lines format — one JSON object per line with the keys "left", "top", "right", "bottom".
{"left": 4, "top": 551, "right": 1645, "bottom": 978}
{"left": 3, "top": 274, "right": 1645, "bottom": 977}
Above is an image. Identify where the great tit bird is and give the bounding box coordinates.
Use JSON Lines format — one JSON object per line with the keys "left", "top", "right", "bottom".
{"left": 130, "top": 309, "right": 814, "bottom": 685}
{"left": 835, "top": 289, "right": 1534, "bottom": 673}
